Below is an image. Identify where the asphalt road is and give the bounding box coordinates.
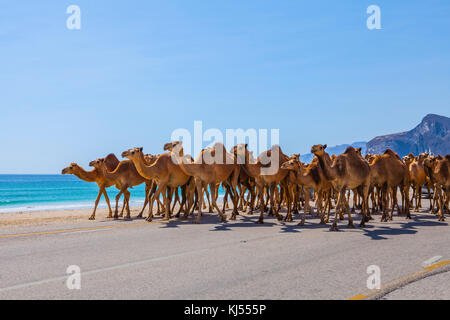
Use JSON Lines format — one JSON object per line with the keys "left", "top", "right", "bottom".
{"left": 1, "top": 202, "right": 449, "bottom": 300}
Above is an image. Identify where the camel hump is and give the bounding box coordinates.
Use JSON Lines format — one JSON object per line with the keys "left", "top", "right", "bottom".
{"left": 343, "top": 146, "right": 356, "bottom": 154}
{"left": 105, "top": 153, "right": 120, "bottom": 171}
{"left": 384, "top": 149, "right": 401, "bottom": 159}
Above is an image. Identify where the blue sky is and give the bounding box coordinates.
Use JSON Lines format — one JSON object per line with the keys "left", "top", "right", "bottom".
{"left": 0, "top": 0, "right": 449, "bottom": 173}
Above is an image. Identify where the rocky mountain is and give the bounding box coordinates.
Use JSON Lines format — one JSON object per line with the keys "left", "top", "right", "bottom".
{"left": 366, "top": 114, "right": 450, "bottom": 157}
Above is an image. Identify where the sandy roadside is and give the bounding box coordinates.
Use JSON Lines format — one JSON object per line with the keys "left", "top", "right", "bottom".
{"left": 0, "top": 206, "right": 147, "bottom": 229}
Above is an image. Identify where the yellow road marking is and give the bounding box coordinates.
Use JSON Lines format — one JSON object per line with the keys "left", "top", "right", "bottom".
{"left": 349, "top": 260, "right": 450, "bottom": 300}
{"left": 0, "top": 220, "right": 168, "bottom": 238}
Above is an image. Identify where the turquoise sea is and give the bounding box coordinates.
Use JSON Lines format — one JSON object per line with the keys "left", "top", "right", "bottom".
{"left": 0, "top": 175, "right": 226, "bottom": 213}
{"left": 0, "top": 175, "right": 147, "bottom": 213}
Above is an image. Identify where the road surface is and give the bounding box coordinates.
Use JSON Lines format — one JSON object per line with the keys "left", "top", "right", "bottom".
{"left": 1, "top": 203, "right": 449, "bottom": 300}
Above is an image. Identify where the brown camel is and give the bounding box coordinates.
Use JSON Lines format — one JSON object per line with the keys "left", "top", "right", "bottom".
{"left": 404, "top": 153, "right": 429, "bottom": 212}
{"left": 424, "top": 155, "right": 450, "bottom": 221}
{"left": 89, "top": 157, "right": 147, "bottom": 219}
{"left": 62, "top": 154, "right": 121, "bottom": 220}
{"left": 121, "top": 147, "right": 193, "bottom": 222}
{"left": 368, "top": 149, "right": 411, "bottom": 222}
{"left": 167, "top": 141, "right": 240, "bottom": 223}
{"left": 311, "top": 144, "right": 371, "bottom": 231}
{"left": 281, "top": 155, "right": 333, "bottom": 226}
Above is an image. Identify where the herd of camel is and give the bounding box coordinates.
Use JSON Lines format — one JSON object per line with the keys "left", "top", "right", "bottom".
{"left": 61, "top": 141, "right": 450, "bottom": 231}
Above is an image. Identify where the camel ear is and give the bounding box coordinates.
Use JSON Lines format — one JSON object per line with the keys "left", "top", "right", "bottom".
{"left": 139, "top": 147, "right": 143, "bottom": 152}
{"left": 245, "top": 143, "right": 248, "bottom": 149}
{"left": 323, "top": 144, "right": 327, "bottom": 149}
{"left": 358, "top": 147, "right": 362, "bottom": 152}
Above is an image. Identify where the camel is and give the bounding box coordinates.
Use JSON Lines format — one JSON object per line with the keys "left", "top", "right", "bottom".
{"left": 163, "top": 143, "right": 213, "bottom": 214}
{"left": 311, "top": 144, "right": 371, "bottom": 231}
{"left": 89, "top": 157, "right": 148, "bottom": 219}
{"left": 234, "top": 143, "right": 290, "bottom": 223}
{"left": 404, "top": 153, "right": 430, "bottom": 212}
{"left": 62, "top": 154, "right": 122, "bottom": 220}
{"left": 281, "top": 155, "right": 333, "bottom": 225}
{"left": 368, "top": 149, "right": 411, "bottom": 222}
{"left": 167, "top": 141, "right": 240, "bottom": 223}
{"left": 230, "top": 144, "right": 258, "bottom": 214}
{"left": 121, "top": 146, "right": 193, "bottom": 222}
{"left": 424, "top": 155, "right": 450, "bottom": 221}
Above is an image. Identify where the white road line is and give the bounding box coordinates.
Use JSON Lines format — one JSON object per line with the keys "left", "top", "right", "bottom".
{"left": 61, "top": 228, "right": 112, "bottom": 235}
{"left": 421, "top": 256, "right": 443, "bottom": 267}
{"left": 0, "top": 247, "right": 209, "bottom": 293}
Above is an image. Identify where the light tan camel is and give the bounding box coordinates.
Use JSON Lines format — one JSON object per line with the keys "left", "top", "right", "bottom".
{"left": 121, "top": 147, "right": 192, "bottom": 222}
{"left": 311, "top": 144, "right": 371, "bottom": 231}
{"left": 234, "top": 144, "right": 290, "bottom": 223}
{"left": 62, "top": 154, "right": 120, "bottom": 220}
{"left": 168, "top": 141, "right": 240, "bottom": 223}
{"left": 89, "top": 158, "right": 147, "bottom": 219}
{"left": 163, "top": 143, "right": 213, "bottom": 214}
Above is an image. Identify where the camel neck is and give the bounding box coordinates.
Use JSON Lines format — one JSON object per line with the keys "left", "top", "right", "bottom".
{"left": 316, "top": 154, "right": 336, "bottom": 180}
{"left": 74, "top": 167, "right": 98, "bottom": 182}
{"left": 132, "top": 153, "right": 159, "bottom": 180}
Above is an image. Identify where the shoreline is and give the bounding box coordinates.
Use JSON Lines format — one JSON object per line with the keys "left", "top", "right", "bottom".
{"left": 0, "top": 206, "right": 148, "bottom": 229}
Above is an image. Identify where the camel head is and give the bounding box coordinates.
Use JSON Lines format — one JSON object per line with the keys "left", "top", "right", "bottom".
{"left": 121, "top": 147, "right": 144, "bottom": 160}
{"left": 163, "top": 141, "right": 182, "bottom": 152}
{"left": 62, "top": 163, "right": 80, "bottom": 175}
{"left": 281, "top": 158, "right": 300, "bottom": 171}
{"left": 290, "top": 154, "right": 300, "bottom": 161}
{"left": 418, "top": 153, "right": 429, "bottom": 162}
{"left": 423, "top": 157, "right": 436, "bottom": 170}
{"left": 310, "top": 144, "right": 327, "bottom": 157}
{"left": 144, "top": 153, "right": 158, "bottom": 164}
{"left": 89, "top": 158, "right": 105, "bottom": 169}
{"left": 231, "top": 143, "right": 248, "bottom": 156}
{"left": 403, "top": 153, "right": 415, "bottom": 165}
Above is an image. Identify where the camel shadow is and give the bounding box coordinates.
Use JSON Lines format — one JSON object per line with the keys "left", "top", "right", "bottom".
{"left": 359, "top": 214, "right": 448, "bottom": 240}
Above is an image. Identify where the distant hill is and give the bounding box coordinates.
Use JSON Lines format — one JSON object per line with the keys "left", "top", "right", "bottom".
{"left": 366, "top": 114, "right": 450, "bottom": 157}
{"left": 300, "top": 141, "right": 367, "bottom": 163}
{"left": 299, "top": 114, "right": 449, "bottom": 163}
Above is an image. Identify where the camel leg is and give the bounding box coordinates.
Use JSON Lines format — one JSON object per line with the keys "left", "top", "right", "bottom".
{"left": 256, "top": 184, "right": 266, "bottom": 224}
{"left": 123, "top": 190, "right": 131, "bottom": 219}
{"left": 438, "top": 188, "right": 445, "bottom": 221}
{"left": 330, "top": 189, "right": 345, "bottom": 231}
{"left": 298, "top": 188, "right": 310, "bottom": 226}
{"left": 210, "top": 183, "right": 227, "bottom": 223}
{"left": 381, "top": 184, "right": 389, "bottom": 222}
{"left": 389, "top": 187, "right": 397, "bottom": 220}
{"left": 283, "top": 184, "right": 293, "bottom": 222}
{"left": 89, "top": 188, "right": 104, "bottom": 220}
{"left": 160, "top": 184, "right": 170, "bottom": 221}
{"left": 193, "top": 179, "right": 203, "bottom": 223}
{"left": 137, "top": 183, "right": 150, "bottom": 218}
{"left": 270, "top": 185, "right": 283, "bottom": 221}
{"left": 403, "top": 185, "right": 411, "bottom": 219}
{"left": 114, "top": 188, "right": 125, "bottom": 219}
{"left": 147, "top": 184, "right": 164, "bottom": 222}
{"left": 248, "top": 185, "right": 256, "bottom": 215}
{"left": 119, "top": 190, "right": 128, "bottom": 218}
{"left": 222, "top": 186, "right": 229, "bottom": 213}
